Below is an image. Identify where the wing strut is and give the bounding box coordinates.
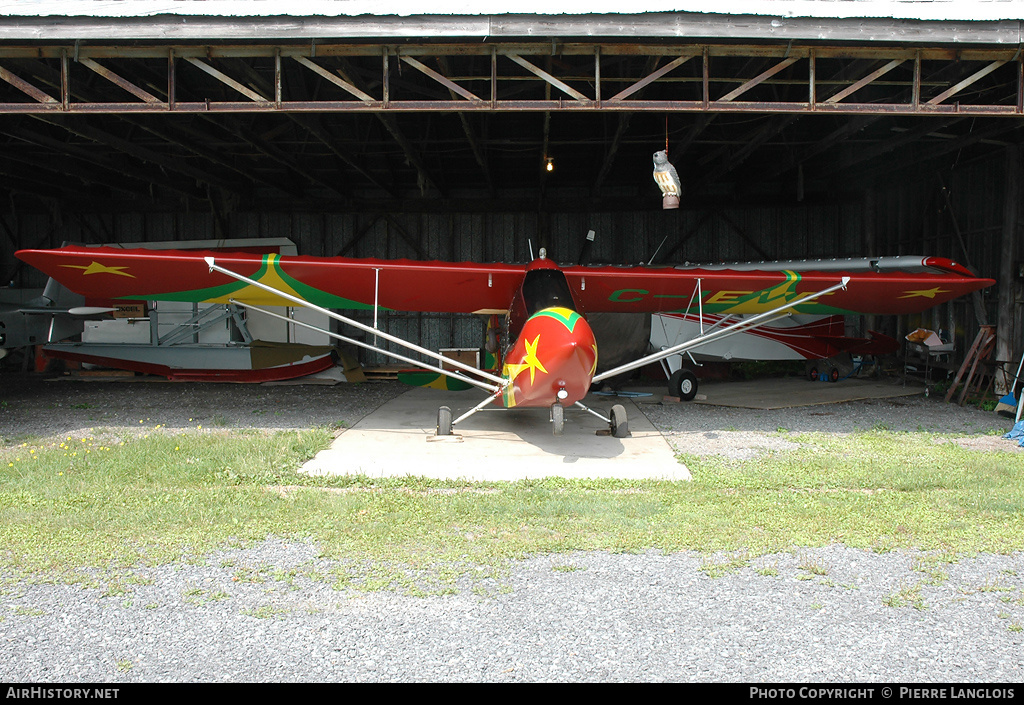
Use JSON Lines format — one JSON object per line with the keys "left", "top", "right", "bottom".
{"left": 204, "top": 256, "right": 508, "bottom": 394}
{"left": 232, "top": 300, "right": 502, "bottom": 394}
{"left": 592, "top": 277, "right": 850, "bottom": 384}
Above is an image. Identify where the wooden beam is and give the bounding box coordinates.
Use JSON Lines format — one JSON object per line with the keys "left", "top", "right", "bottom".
{"left": 78, "top": 57, "right": 163, "bottom": 104}
{"left": 718, "top": 211, "right": 772, "bottom": 260}
{"left": 292, "top": 55, "right": 375, "bottom": 103}
{"left": 658, "top": 210, "right": 716, "bottom": 263}
{"left": 400, "top": 55, "right": 483, "bottom": 104}
{"left": 336, "top": 57, "right": 444, "bottom": 197}
{"left": 437, "top": 56, "right": 493, "bottom": 197}
{"left": 594, "top": 56, "right": 660, "bottom": 194}
{"left": 716, "top": 57, "right": 798, "bottom": 102}
{"left": 997, "top": 145, "right": 1020, "bottom": 383}
{"left": 337, "top": 213, "right": 385, "bottom": 257}
{"left": 927, "top": 59, "right": 1007, "bottom": 106}
{"left": 607, "top": 54, "right": 694, "bottom": 102}
{"left": 506, "top": 53, "right": 589, "bottom": 102}
{"left": 183, "top": 57, "right": 269, "bottom": 102}
{"left": 384, "top": 212, "right": 426, "bottom": 259}
{"left": 0, "top": 64, "right": 57, "bottom": 103}
{"left": 823, "top": 58, "right": 904, "bottom": 104}
{"left": 225, "top": 57, "right": 393, "bottom": 198}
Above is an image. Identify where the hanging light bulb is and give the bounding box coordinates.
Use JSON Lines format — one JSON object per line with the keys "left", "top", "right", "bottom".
{"left": 545, "top": 157, "right": 554, "bottom": 172}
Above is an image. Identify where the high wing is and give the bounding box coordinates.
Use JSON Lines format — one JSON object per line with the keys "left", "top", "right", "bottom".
{"left": 15, "top": 245, "right": 526, "bottom": 314}
{"left": 16, "top": 245, "right": 993, "bottom": 316}
{"left": 565, "top": 256, "right": 992, "bottom": 316}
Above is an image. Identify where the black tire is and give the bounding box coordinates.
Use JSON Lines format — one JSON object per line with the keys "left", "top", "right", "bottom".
{"left": 829, "top": 367, "right": 840, "bottom": 383}
{"left": 610, "top": 404, "right": 629, "bottom": 438}
{"left": 551, "top": 403, "right": 564, "bottom": 436}
{"left": 436, "top": 406, "right": 453, "bottom": 436}
{"left": 668, "top": 369, "right": 698, "bottom": 401}
{"left": 808, "top": 366, "right": 819, "bottom": 382}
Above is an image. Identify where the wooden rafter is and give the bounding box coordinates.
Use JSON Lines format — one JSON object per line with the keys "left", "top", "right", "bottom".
{"left": 823, "top": 59, "right": 905, "bottom": 104}
{"left": 182, "top": 57, "right": 268, "bottom": 102}
{"left": 0, "top": 42, "right": 1016, "bottom": 115}
{"left": 0, "top": 64, "right": 57, "bottom": 104}
{"left": 333, "top": 57, "right": 444, "bottom": 197}
{"left": 292, "top": 56, "right": 374, "bottom": 103}
{"left": 716, "top": 57, "right": 799, "bottom": 103}
{"left": 505, "top": 53, "right": 589, "bottom": 103}
{"left": 926, "top": 59, "right": 1007, "bottom": 106}
{"left": 437, "top": 56, "right": 493, "bottom": 197}
{"left": 607, "top": 54, "right": 694, "bottom": 102}
{"left": 400, "top": 55, "right": 483, "bottom": 104}
{"left": 78, "top": 58, "right": 163, "bottom": 104}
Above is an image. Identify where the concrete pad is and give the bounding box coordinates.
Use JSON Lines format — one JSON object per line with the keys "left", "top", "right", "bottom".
{"left": 692, "top": 377, "right": 925, "bottom": 410}
{"left": 302, "top": 386, "right": 688, "bottom": 481}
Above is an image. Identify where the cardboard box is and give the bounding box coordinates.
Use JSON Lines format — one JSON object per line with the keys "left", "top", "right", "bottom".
{"left": 112, "top": 302, "right": 146, "bottom": 319}
{"left": 440, "top": 348, "right": 480, "bottom": 371}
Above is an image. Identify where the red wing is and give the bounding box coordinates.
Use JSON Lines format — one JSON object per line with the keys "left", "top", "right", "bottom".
{"left": 564, "top": 258, "right": 993, "bottom": 316}
{"left": 16, "top": 246, "right": 994, "bottom": 317}
{"left": 15, "top": 246, "right": 526, "bottom": 314}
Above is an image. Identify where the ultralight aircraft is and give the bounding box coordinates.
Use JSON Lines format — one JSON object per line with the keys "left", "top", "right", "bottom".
{"left": 16, "top": 245, "right": 994, "bottom": 437}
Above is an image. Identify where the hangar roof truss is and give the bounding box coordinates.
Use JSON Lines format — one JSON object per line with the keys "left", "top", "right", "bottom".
{"left": 0, "top": 41, "right": 1022, "bottom": 116}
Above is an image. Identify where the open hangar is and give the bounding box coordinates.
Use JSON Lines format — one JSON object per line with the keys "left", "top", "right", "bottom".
{"left": 0, "top": 1, "right": 1021, "bottom": 387}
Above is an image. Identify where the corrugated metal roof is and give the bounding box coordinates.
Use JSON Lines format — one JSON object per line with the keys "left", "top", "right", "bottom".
{"left": 1, "top": 1, "right": 1023, "bottom": 22}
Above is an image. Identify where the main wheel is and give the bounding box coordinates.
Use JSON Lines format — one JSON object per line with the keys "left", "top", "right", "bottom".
{"left": 829, "top": 367, "right": 840, "bottom": 383}
{"left": 808, "top": 365, "right": 819, "bottom": 382}
{"left": 436, "top": 406, "right": 453, "bottom": 436}
{"left": 610, "top": 404, "right": 629, "bottom": 438}
{"left": 551, "top": 402, "right": 564, "bottom": 436}
{"left": 668, "top": 369, "right": 698, "bottom": 401}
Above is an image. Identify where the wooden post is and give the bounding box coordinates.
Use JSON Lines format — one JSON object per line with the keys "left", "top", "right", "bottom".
{"left": 997, "top": 145, "right": 1021, "bottom": 394}
{"left": 863, "top": 188, "right": 876, "bottom": 339}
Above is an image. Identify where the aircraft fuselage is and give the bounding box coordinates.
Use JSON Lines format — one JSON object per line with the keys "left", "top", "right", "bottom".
{"left": 498, "top": 257, "right": 597, "bottom": 409}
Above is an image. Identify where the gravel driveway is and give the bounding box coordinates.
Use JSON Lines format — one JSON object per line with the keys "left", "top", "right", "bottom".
{"left": 1, "top": 372, "right": 1022, "bottom": 682}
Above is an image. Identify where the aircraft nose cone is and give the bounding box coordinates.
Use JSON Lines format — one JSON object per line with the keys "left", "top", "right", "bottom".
{"left": 501, "top": 307, "right": 596, "bottom": 408}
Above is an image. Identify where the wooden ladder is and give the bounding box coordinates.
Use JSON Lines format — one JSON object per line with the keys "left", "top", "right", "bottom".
{"left": 945, "top": 325, "right": 997, "bottom": 405}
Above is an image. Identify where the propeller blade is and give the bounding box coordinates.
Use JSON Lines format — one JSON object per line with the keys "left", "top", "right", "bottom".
{"left": 67, "top": 306, "right": 118, "bottom": 316}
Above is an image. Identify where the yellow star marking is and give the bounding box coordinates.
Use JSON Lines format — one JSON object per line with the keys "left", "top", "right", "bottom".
{"left": 501, "top": 335, "right": 549, "bottom": 388}
{"left": 502, "top": 361, "right": 526, "bottom": 381}
{"left": 522, "top": 334, "right": 548, "bottom": 385}
{"left": 899, "top": 287, "right": 949, "bottom": 299}
{"left": 61, "top": 261, "right": 135, "bottom": 278}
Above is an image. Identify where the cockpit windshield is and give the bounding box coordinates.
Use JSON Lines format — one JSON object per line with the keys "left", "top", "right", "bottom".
{"left": 522, "top": 268, "right": 576, "bottom": 316}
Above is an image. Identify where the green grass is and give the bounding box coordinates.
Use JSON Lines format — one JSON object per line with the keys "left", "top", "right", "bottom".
{"left": 2, "top": 426, "right": 1024, "bottom": 587}
{"left": 883, "top": 581, "right": 928, "bottom": 610}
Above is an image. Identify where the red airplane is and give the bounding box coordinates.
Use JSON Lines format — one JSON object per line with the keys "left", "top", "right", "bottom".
{"left": 15, "top": 245, "right": 994, "bottom": 437}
